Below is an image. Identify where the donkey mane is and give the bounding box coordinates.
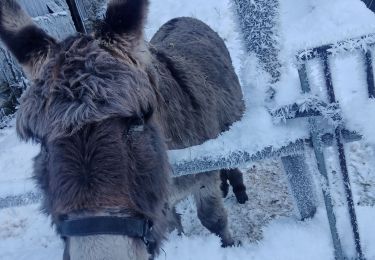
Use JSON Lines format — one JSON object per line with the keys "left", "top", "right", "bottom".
{"left": 17, "top": 35, "right": 156, "bottom": 142}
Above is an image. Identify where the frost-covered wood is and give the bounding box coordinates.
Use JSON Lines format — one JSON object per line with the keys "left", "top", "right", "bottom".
{"left": 0, "top": 45, "right": 24, "bottom": 117}
{"left": 0, "top": 0, "right": 76, "bottom": 97}
{"left": 75, "top": 0, "right": 107, "bottom": 33}
{"left": 18, "top": 0, "right": 68, "bottom": 17}
{"left": 33, "top": 11, "right": 76, "bottom": 39}
{"left": 232, "top": 0, "right": 281, "bottom": 84}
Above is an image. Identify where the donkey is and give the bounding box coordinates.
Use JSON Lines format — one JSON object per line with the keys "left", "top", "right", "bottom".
{"left": 0, "top": 0, "right": 246, "bottom": 259}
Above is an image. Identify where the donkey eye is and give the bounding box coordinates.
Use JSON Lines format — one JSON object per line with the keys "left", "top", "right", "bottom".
{"left": 123, "top": 117, "right": 145, "bottom": 141}
{"left": 128, "top": 124, "right": 144, "bottom": 135}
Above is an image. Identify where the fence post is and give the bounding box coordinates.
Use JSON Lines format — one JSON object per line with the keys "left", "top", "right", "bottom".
{"left": 66, "top": 0, "right": 107, "bottom": 33}
{"left": 298, "top": 61, "right": 346, "bottom": 259}
{"left": 66, "top": 0, "right": 86, "bottom": 33}
{"left": 309, "top": 118, "right": 345, "bottom": 260}
{"left": 297, "top": 49, "right": 366, "bottom": 259}
{"left": 281, "top": 154, "right": 317, "bottom": 220}
{"left": 232, "top": 0, "right": 318, "bottom": 221}
{"left": 232, "top": 0, "right": 281, "bottom": 85}
{"left": 321, "top": 53, "right": 364, "bottom": 259}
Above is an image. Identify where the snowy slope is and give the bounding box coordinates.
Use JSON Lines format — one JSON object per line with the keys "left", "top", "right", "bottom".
{"left": 1, "top": 0, "right": 375, "bottom": 259}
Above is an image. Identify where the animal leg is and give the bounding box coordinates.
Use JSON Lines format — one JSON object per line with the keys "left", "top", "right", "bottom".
{"left": 170, "top": 172, "right": 219, "bottom": 204}
{"left": 193, "top": 171, "right": 235, "bottom": 247}
{"left": 223, "top": 168, "right": 249, "bottom": 204}
{"left": 220, "top": 169, "right": 230, "bottom": 198}
{"left": 166, "top": 206, "right": 184, "bottom": 235}
{"left": 169, "top": 173, "right": 216, "bottom": 234}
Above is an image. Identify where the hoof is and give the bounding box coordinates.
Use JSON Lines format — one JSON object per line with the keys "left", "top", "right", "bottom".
{"left": 221, "top": 239, "right": 242, "bottom": 248}
{"left": 235, "top": 191, "right": 249, "bottom": 204}
{"left": 221, "top": 240, "right": 234, "bottom": 248}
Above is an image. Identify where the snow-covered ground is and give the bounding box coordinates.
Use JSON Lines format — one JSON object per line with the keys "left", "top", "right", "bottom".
{"left": 1, "top": 0, "right": 375, "bottom": 259}
{"left": 1, "top": 146, "right": 375, "bottom": 260}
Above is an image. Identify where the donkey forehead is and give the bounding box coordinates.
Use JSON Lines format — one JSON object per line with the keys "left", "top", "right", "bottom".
{"left": 16, "top": 35, "right": 155, "bottom": 142}
{"left": 51, "top": 35, "right": 109, "bottom": 65}
{"left": 41, "top": 34, "right": 142, "bottom": 84}
{"left": 58, "top": 34, "right": 91, "bottom": 50}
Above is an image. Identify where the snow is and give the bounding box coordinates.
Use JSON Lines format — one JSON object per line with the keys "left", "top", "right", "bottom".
{"left": 160, "top": 209, "right": 335, "bottom": 260}
{"left": 1, "top": 159, "right": 374, "bottom": 259}
{"left": 276, "top": 0, "right": 375, "bottom": 145}
{"left": 0, "top": 123, "right": 39, "bottom": 198}
{"left": 1, "top": 0, "right": 375, "bottom": 259}
{"left": 279, "top": 0, "right": 375, "bottom": 55}
{"left": 0, "top": 205, "right": 62, "bottom": 260}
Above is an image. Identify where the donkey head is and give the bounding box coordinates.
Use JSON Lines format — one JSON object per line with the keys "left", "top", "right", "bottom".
{"left": 0, "top": 0, "right": 169, "bottom": 259}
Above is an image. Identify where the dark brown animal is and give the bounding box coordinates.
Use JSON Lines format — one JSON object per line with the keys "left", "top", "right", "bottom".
{"left": 0, "top": 0, "right": 245, "bottom": 259}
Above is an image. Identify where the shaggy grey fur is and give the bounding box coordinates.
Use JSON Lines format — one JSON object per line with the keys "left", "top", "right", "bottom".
{"left": 150, "top": 17, "right": 244, "bottom": 148}
{"left": 0, "top": 0, "right": 245, "bottom": 259}
{"left": 16, "top": 35, "right": 157, "bottom": 142}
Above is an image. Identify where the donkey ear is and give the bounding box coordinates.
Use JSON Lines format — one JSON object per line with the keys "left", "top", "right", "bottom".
{"left": 98, "top": 0, "right": 149, "bottom": 44}
{"left": 0, "top": 0, "right": 56, "bottom": 78}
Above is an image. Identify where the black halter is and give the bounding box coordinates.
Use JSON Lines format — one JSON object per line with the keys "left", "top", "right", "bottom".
{"left": 58, "top": 216, "right": 156, "bottom": 252}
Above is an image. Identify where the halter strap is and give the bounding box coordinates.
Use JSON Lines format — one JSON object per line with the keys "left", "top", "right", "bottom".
{"left": 58, "top": 216, "right": 154, "bottom": 246}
